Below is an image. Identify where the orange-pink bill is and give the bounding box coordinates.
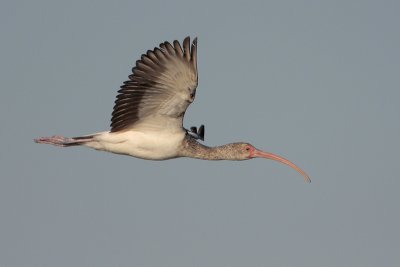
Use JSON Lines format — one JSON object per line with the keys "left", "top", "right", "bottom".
{"left": 253, "top": 149, "right": 311, "bottom": 183}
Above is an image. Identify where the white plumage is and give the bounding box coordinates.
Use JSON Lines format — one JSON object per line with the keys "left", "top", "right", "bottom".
{"left": 35, "top": 36, "right": 311, "bottom": 182}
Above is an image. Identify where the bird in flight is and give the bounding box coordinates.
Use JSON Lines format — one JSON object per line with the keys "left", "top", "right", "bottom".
{"left": 35, "top": 36, "right": 310, "bottom": 182}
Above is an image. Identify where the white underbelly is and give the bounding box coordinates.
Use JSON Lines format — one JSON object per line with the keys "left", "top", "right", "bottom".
{"left": 84, "top": 130, "right": 185, "bottom": 160}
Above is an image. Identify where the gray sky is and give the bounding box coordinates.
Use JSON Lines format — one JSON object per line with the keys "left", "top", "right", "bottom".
{"left": 1, "top": 0, "right": 400, "bottom": 266}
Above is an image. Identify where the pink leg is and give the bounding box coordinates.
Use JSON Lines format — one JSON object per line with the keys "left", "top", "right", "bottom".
{"left": 34, "top": 135, "right": 82, "bottom": 147}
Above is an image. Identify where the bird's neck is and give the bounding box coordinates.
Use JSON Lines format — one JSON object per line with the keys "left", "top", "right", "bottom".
{"left": 179, "top": 135, "right": 240, "bottom": 160}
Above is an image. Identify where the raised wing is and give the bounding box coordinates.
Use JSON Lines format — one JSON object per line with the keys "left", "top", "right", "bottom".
{"left": 110, "top": 37, "right": 198, "bottom": 132}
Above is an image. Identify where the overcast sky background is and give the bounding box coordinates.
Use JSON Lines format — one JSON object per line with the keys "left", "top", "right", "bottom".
{"left": 1, "top": 1, "right": 399, "bottom": 266}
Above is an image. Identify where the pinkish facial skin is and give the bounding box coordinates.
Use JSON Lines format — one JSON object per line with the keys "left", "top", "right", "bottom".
{"left": 246, "top": 145, "right": 311, "bottom": 183}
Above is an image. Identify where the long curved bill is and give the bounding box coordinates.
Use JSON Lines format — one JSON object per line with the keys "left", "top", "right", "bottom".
{"left": 253, "top": 149, "right": 311, "bottom": 183}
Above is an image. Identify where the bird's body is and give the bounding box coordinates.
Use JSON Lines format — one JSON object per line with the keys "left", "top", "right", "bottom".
{"left": 83, "top": 129, "right": 186, "bottom": 160}
{"left": 35, "top": 36, "right": 310, "bottom": 182}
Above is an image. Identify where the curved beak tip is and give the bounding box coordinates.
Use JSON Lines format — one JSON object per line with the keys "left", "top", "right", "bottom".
{"left": 254, "top": 149, "right": 311, "bottom": 183}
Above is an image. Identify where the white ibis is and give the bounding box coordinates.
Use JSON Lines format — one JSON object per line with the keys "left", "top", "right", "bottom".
{"left": 35, "top": 37, "right": 310, "bottom": 182}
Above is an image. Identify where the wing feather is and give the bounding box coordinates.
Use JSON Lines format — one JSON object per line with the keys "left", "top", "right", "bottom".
{"left": 110, "top": 37, "right": 198, "bottom": 132}
{"left": 183, "top": 37, "right": 191, "bottom": 61}
{"left": 162, "top": 41, "right": 176, "bottom": 55}
{"left": 173, "top": 40, "right": 184, "bottom": 57}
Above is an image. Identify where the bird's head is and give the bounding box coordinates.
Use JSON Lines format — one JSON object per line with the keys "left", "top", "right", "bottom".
{"left": 232, "top": 142, "right": 311, "bottom": 183}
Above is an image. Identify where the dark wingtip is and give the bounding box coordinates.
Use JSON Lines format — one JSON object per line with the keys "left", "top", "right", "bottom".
{"left": 198, "top": 125, "right": 204, "bottom": 141}
{"left": 190, "top": 126, "right": 197, "bottom": 134}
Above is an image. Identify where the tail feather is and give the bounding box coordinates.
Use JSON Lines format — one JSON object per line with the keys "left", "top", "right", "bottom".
{"left": 34, "top": 135, "right": 94, "bottom": 147}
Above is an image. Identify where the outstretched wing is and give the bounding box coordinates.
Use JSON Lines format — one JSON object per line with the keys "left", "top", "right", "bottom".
{"left": 110, "top": 37, "right": 198, "bottom": 132}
